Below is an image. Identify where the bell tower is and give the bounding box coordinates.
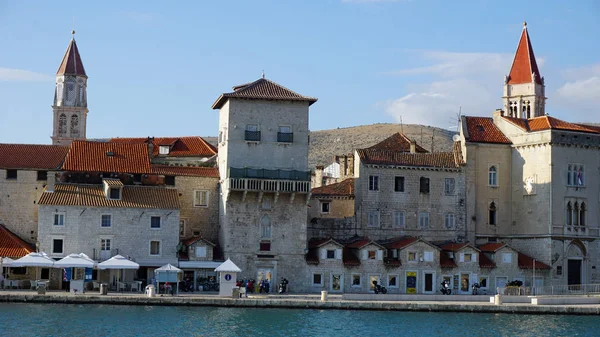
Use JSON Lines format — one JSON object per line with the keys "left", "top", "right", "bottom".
{"left": 52, "top": 30, "right": 88, "bottom": 145}
{"left": 502, "top": 22, "right": 546, "bottom": 119}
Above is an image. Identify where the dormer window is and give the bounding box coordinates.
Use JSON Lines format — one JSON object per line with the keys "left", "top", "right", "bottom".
{"left": 159, "top": 146, "right": 170, "bottom": 155}
{"left": 102, "top": 178, "right": 124, "bottom": 200}
{"left": 109, "top": 188, "right": 121, "bottom": 200}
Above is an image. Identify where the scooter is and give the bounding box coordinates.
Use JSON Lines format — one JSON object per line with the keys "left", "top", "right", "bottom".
{"left": 472, "top": 283, "right": 480, "bottom": 295}
{"left": 440, "top": 280, "right": 452, "bottom": 295}
{"left": 372, "top": 280, "right": 387, "bottom": 294}
{"left": 278, "top": 278, "right": 289, "bottom": 294}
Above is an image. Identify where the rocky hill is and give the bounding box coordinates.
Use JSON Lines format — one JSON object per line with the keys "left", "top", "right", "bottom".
{"left": 204, "top": 123, "right": 456, "bottom": 169}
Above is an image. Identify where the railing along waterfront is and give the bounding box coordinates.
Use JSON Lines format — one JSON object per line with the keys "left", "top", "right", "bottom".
{"left": 227, "top": 178, "right": 311, "bottom": 193}
{"left": 497, "top": 283, "right": 600, "bottom": 296}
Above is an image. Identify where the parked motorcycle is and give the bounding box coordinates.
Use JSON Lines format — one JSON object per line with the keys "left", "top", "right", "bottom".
{"left": 472, "top": 282, "right": 480, "bottom": 295}
{"left": 372, "top": 280, "right": 387, "bottom": 294}
{"left": 440, "top": 280, "right": 452, "bottom": 295}
{"left": 278, "top": 278, "right": 289, "bottom": 294}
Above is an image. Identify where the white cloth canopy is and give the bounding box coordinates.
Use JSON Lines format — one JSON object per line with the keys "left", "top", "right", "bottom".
{"left": 1, "top": 257, "right": 15, "bottom": 267}
{"left": 97, "top": 255, "right": 139, "bottom": 270}
{"left": 215, "top": 259, "right": 241, "bottom": 272}
{"left": 54, "top": 253, "right": 96, "bottom": 268}
{"left": 12, "top": 252, "right": 55, "bottom": 267}
{"left": 155, "top": 263, "right": 182, "bottom": 273}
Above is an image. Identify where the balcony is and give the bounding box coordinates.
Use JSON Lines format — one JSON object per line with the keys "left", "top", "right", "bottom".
{"left": 226, "top": 178, "right": 310, "bottom": 193}
{"left": 93, "top": 248, "right": 119, "bottom": 261}
{"left": 277, "top": 132, "right": 293, "bottom": 143}
{"left": 245, "top": 130, "right": 261, "bottom": 142}
{"left": 229, "top": 167, "right": 310, "bottom": 181}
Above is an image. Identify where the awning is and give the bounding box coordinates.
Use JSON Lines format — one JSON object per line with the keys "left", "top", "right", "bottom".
{"left": 178, "top": 261, "right": 222, "bottom": 269}
{"left": 136, "top": 258, "right": 177, "bottom": 267}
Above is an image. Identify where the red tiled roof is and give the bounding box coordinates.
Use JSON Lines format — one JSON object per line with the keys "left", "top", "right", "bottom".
{"left": 440, "top": 253, "right": 457, "bottom": 268}
{"left": 464, "top": 117, "right": 512, "bottom": 144}
{"left": 306, "top": 248, "right": 319, "bottom": 265}
{"left": 212, "top": 78, "right": 317, "bottom": 109}
{"left": 343, "top": 247, "right": 360, "bottom": 266}
{"left": 439, "top": 243, "right": 469, "bottom": 252}
{"left": 502, "top": 115, "right": 599, "bottom": 134}
{"left": 311, "top": 178, "right": 354, "bottom": 197}
{"left": 151, "top": 165, "right": 219, "bottom": 178}
{"left": 385, "top": 237, "right": 419, "bottom": 250}
{"left": 478, "top": 242, "right": 506, "bottom": 252}
{"left": 577, "top": 124, "right": 600, "bottom": 133}
{"left": 345, "top": 239, "right": 371, "bottom": 249}
{"left": 57, "top": 38, "right": 86, "bottom": 77}
{"left": 0, "top": 144, "right": 68, "bottom": 170}
{"left": 384, "top": 258, "right": 401, "bottom": 267}
{"left": 62, "top": 141, "right": 151, "bottom": 174}
{"left": 0, "top": 225, "right": 35, "bottom": 258}
{"left": 366, "top": 133, "right": 427, "bottom": 153}
{"left": 356, "top": 149, "right": 461, "bottom": 168}
{"left": 182, "top": 236, "right": 215, "bottom": 247}
{"left": 507, "top": 24, "right": 541, "bottom": 85}
{"left": 38, "top": 184, "right": 180, "bottom": 209}
{"left": 109, "top": 137, "right": 217, "bottom": 157}
{"left": 479, "top": 252, "right": 496, "bottom": 269}
{"left": 518, "top": 252, "right": 551, "bottom": 270}
{"left": 308, "top": 237, "right": 343, "bottom": 249}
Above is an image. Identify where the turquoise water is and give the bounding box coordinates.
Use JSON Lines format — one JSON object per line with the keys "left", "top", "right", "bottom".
{"left": 0, "top": 303, "right": 597, "bottom": 337}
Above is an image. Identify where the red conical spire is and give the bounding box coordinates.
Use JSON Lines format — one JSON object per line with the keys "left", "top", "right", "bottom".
{"left": 507, "top": 22, "right": 541, "bottom": 85}
{"left": 56, "top": 31, "right": 87, "bottom": 77}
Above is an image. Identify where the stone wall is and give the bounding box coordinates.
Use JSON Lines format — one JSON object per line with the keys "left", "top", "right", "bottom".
{"left": 174, "top": 176, "right": 220, "bottom": 241}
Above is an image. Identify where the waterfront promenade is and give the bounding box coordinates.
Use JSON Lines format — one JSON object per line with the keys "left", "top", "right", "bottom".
{"left": 1, "top": 290, "right": 600, "bottom": 315}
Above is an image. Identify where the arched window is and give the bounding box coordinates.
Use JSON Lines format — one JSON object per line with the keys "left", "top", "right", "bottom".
{"left": 488, "top": 202, "right": 497, "bottom": 225}
{"left": 70, "top": 114, "right": 79, "bottom": 137}
{"left": 567, "top": 165, "right": 573, "bottom": 185}
{"left": 573, "top": 202, "right": 579, "bottom": 226}
{"left": 260, "top": 215, "right": 271, "bottom": 239}
{"left": 566, "top": 202, "right": 572, "bottom": 226}
{"left": 580, "top": 203, "right": 586, "bottom": 227}
{"left": 488, "top": 166, "right": 498, "bottom": 186}
{"left": 58, "top": 114, "right": 67, "bottom": 136}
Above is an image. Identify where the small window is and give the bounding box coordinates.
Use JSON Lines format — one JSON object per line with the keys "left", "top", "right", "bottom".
{"left": 408, "top": 252, "right": 417, "bottom": 262}
{"left": 179, "top": 219, "right": 186, "bottom": 236}
{"left": 37, "top": 171, "right": 48, "bottom": 181}
{"left": 489, "top": 202, "right": 497, "bottom": 225}
{"left": 479, "top": 276, "right": 489, "bottom": 289}
{"left": 368, "top": 210, "right": 380, "bottom": 228}
{"left": 260, "top": 215, "right": 271, "bottom": 239}
{"left": 245, "top": 124, "right": 261, "bottom": 141}
{"left": 101, "top": 215, "right": 112, "bottom": 228}
{"left": 52, "top": 239, "right": 63, "bottom": 254}
{"left": 133, "top": 174, "right": 142, "bottom": 184}
{"left": 393, "top": 211, "right": 405, "bottom": 228}
{"left": 394, "top": 177, "right": 405, "bottom": 192}
{"left": 195, "top": 246, "right": 207, "bottom": 258}
{"left": 418, "top": 212, "right": 429, "bottom": 229}
{"left": 326, "top": 249, "right": 335, "bottom": 259}
{"left": 6, "top": 170, "right": 17, "bottom": 180}
{"left": 277, "top": 125, "right": 293, "bottom": 143}
{"left": 109, "top": 188, "right": 121, "bottom": 200}
{"left": 165, "top": 176, "right": 175, "bottom": 186}
{"left": 419, "top": 177, "right": 430, "bottom": 194}
{"left": 259, "top": 241, "right": 271, "bottom": 251}
{"left": 368, "top": 176, "right": 379, "bottom": 191}
{"left": 444, "top": 178, "right": 455, "bottom": 195}
{"left": 488, "top": 166, "right": 498, "bottom": 186}
{"left": 388, "top": 275, "right": 398, "bottom": 288}
{"left": 368, "top": 250, "right": 376, "bottom": 259}
{"left": 464, "top": 253, "right": 472, "bottom": 262}
{"left": 194, "top": 190, "right": 209, "bottom": 207}
{"left": 502, "top": 253, "right": 512, "bottom": 264}
{"left": 261, "top": 196, "right": 272, "bottom": 210}
{"left": 321, "top": 201, "right": 330, "bottom": 214}
{"left": 444, "top": 213, "right": 455, "bottom": 229}
{"left": 424, "top": 251, "right": 434, "bottom": 262}
{"left": 101, "top": 238, "right": 111, "bottom": 251}
{"left": 313, "top": 273, "right": 323, "bottom": 286}
{"left": 150, "top": 216, "right": 161, "bottom": 229}
{"left": 150, "top": 241, "right": 161, "bottom": 256}
{"left": 53, "top": 213, "right": 65, "bottom": 227}
{"left": 352, "top": 274, "right": 361, "bottom": 286}
{"left": 159, "top": 146, "right": 170, "bottom": 155}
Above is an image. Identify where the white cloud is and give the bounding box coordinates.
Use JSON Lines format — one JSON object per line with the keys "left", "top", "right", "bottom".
{"left": 0, "top": 68, "right": 53, "bottom": 82}
{"left": 554, "top": 64, "right": 600, "bottom": 122}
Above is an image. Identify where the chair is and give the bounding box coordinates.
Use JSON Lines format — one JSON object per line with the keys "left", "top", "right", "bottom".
{"left": 117, "top": 282, "right": 128, "bottom": 292}
{"left": 30, "top": 280, "right": 38, "bottom": 290}
{"left": 93, "top": 282, "right": 100, "bottom": 291}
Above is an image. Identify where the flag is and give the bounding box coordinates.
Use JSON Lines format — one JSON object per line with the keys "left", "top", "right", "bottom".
{"left": 577, "top": 170, "right": 583, "bottom": 186}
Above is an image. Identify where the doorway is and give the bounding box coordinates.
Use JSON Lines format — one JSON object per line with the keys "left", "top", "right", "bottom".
{"left": 330, "top": 273, "right": 343, "bottom": 293}
{"left": 423, "top": 272, "right": 435, "bottom": 294}
{"left": 460, "top": 273, "right": 470, "bottom": 293}
{"left": 568, "top": 259, "right": 582, "bottom": 285}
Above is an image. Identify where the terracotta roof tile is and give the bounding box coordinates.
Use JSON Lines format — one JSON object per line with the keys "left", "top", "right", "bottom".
{"left": 109, "top": 137, "right": 217, "bottom": 157}
{"left": 501, "top": 116, "right": 530, "bottom": 130}
{"left": 311, "top": 178, "right": 355, "bottom": 197}
{"left": 308, "top": 237, "right": 343, "bottom": 249}
{"left": 182, "top": 236, "right": 215, "bottom": 247}
{"left": 366, "top": 133, "right": 427, "bottom": 153}
{"left": 356, "top": 149, "right": 461, "bottom": 168}
{"left": 0, "top": 144, "right": 68, "bottom": 170}
{"left": 465, "top": 117, "right": 512, "bottom": 144}
{"left": 342, "top": 247, "right": 360, "bottom": 266}
{"left": 103, "top": 178, "right": 124, "bottom": 187}
{"left": 38, "top": 183, "right": 180, "bottom": 209}
{"left": 212, "top": 78, "right": 317, "bottom": 109}
{"left": 385, "top": 237, "right": 419, "bottom": 250}
{"left": 478, "top": 242, "right": 506, "bottom": 252}
{"left": 57, "top": 38, "right": 86, "bottom": 77}
{"left": 0, "top": 225, "right": 35, "bottom": 258}
{"left": 507, "top": 24, "right": 541, "bottom": 85}
{"left": 440, "top": 254, "right": 457, "bottom": 268}
{"left": 518, "top": 252, "right": 550, "bottom": 270}
{"left": 62, "top": 141, "right": 151, "bottom": 174}
{"left": 306, "top": 248, "right": 320, "bottom": 265}
{"left": 439, "top": 242, "right": 469, "bottom": 252}
{"left": 479, "top": 252, "right": 496, "bottom": 269}
{"left": 151, "top": 165, "right": 219, "bottom": 178}
{"left": 345, "top": 239, "right": 372, "bottom": 249}
{"left": 502, "top": 115, "right": 599, "bottom": 134}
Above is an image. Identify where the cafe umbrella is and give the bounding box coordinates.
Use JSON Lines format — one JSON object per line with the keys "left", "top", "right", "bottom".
{"left": 11, "top": 252, "right": 56, "bottom": 283}
{"left": 97, "top": 255, "right": 140, "bottom": 292}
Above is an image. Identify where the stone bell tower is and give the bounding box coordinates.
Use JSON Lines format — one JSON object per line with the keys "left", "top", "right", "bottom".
{"left": 502, "top": 22, "right": 546, "bottom": 119}
{"left": 52, "top": 31, "right": 88, "bottom": 145}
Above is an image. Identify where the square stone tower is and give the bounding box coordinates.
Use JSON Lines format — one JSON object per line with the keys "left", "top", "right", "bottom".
{"left": 212, "top": 77, "right": 317, "bottom": 287}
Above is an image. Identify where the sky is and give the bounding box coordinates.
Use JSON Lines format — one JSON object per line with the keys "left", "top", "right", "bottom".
{"left": 0, "top": 0, "right": 599, "bottom": 144}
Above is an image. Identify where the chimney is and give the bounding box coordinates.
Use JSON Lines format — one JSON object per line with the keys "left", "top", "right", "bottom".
{"left": 493, "top": 109, "right": 504, "bottom": 117}
{"left": 410, "top": 140, "right": 417, "bottom": 153}
{"left": 146, "top": 137, "right": 155, "bottom": 159}
{"left": 315, "top": 165, "right": 324, "bottom": 188}
{"left": 46, "top": 171, "right": 56, "bottom": 192}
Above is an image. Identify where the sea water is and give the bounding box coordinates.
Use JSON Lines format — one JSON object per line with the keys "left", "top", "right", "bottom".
{"left": 0, "top": 303, "right": 596, "bottom": 337}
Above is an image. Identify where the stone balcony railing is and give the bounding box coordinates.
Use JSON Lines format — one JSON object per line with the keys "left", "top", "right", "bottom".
{"left": 225, "top": 178, "right": 311, "bottom": 193}
{"left": 552, "top": 226, "right": 599, "bottom": 237}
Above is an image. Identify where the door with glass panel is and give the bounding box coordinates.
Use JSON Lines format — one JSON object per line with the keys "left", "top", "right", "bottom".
{"left": 330, "top": 273, "right": 344, "bottom": 293}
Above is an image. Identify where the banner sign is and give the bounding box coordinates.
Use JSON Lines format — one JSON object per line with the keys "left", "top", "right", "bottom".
{"left": 406, "top": 271, "right": 417, "bottom": 294}
{"left": 85, "top": 268, "right": 93, "bottom": 282}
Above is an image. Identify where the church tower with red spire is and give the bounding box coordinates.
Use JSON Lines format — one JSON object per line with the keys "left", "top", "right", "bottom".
{"left": 502, "top": 22, "right": 546, "bottom": 119}
{"left": 51, "top": 31, "right": 88, "bottom": 145}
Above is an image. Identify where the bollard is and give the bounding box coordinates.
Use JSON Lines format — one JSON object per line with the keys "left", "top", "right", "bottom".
{"left": 494, "top": 294, "right": 503, "bottom": 305}
{"left": 321, "top": 290, "right": 328, "bottom": 302}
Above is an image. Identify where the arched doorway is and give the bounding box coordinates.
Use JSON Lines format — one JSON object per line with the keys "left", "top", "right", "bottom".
{"left": 566, "top": 241, "right": 586, "bottom": 285}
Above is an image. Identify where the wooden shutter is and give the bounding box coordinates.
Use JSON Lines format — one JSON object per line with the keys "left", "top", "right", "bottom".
{"left": 361, "top": 250, "right": 368, "bottom": 260}
{"left": 459, "top": 253, "right": 464, "bottom": 262}
{"left": 335, "top": 249, "right": 342, "bottom": 260}
{"left": 376, "top": 250, "right": 383, "bottom": 260}
{"left": 320, "top": 248, "right": 326, "bottom": 260}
